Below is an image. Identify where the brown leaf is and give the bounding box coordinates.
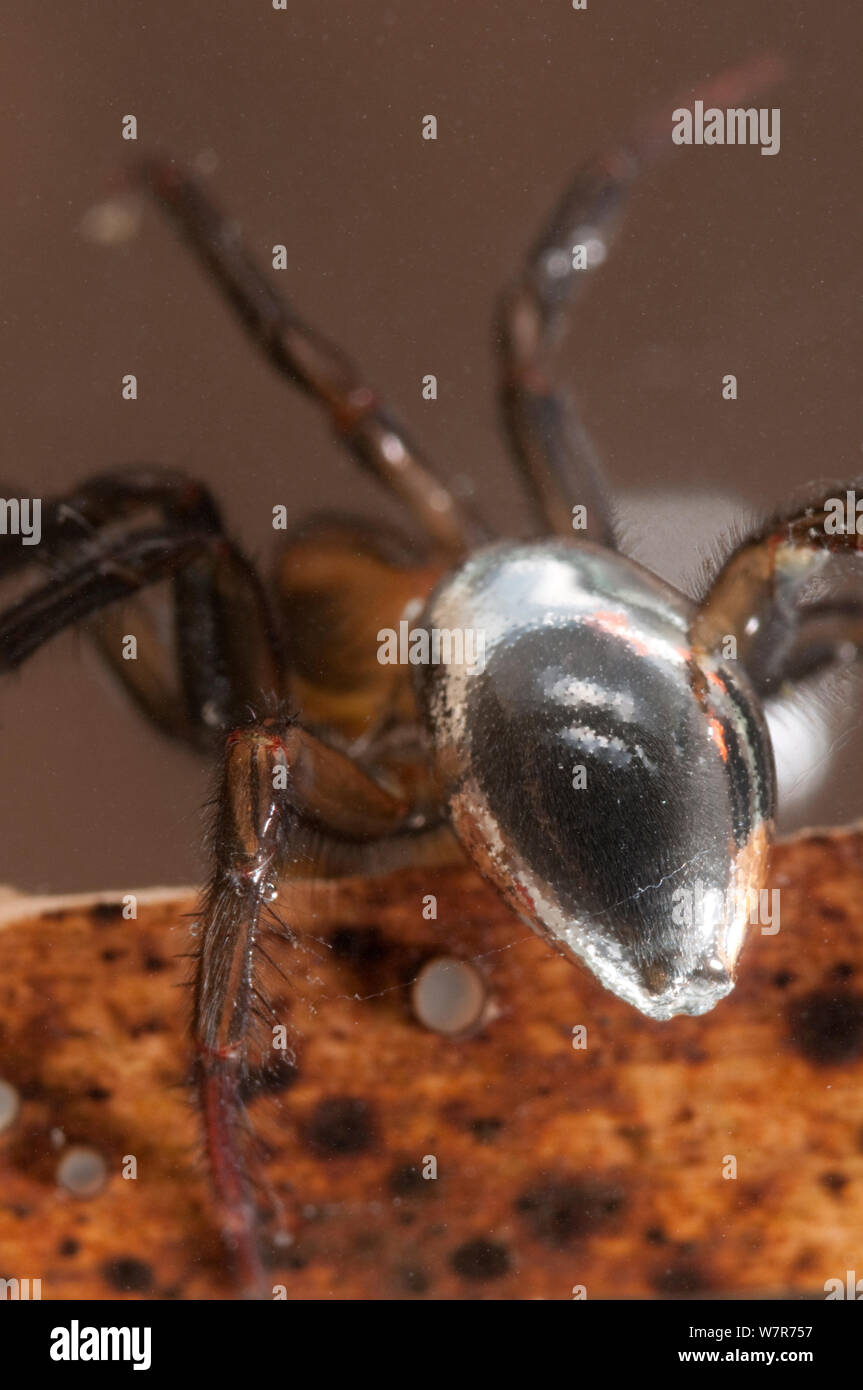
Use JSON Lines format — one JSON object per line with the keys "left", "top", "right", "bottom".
{"left": 1, "top": 828, "right": 862, "bottom": 1300}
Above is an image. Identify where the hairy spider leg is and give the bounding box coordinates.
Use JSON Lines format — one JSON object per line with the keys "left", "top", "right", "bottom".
{"left": 0, "top": 467, "right": 282, "bottom": 747}
{"left": 692, "top": 482, "right": 863, "bottom": 696}
{"left": 134, "top": 160, "right": 486, "bottom": 560}
{"left": 496, "top": 54, "right": 783, "bottom": 545}
{"left": 196, "top": 712, "right": 436, "bottom": 1295}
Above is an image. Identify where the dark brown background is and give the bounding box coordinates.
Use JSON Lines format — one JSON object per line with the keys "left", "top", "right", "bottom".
{"left": 1, "top": 1, "right": 861, "bottom": 892}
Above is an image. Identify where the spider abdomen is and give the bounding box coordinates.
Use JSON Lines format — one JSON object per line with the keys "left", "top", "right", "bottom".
{"left": 417, "top": 541, "right": 775, "bottom": 1020}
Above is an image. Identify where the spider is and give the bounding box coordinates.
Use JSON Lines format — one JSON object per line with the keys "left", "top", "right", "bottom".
{"left": 1, "top": 57, "right": 849, "bottom": 1297}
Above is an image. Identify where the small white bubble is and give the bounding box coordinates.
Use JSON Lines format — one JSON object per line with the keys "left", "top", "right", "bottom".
{"left": 57, "top": 1146, "right": 108, "bottom": 1198}
{"left": 411, "top": 957, "right": 487, "bottom": 1035}
{"left": 0, "top": 1079, "right": 20, "bottom": 1133}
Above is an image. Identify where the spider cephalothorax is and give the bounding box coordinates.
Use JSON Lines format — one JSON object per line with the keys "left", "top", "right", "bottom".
{"left": 5, "top": 57, "right": 856, "bottom": 1294}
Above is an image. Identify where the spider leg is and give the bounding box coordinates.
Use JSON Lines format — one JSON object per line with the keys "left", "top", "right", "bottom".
{"left": 196, "top": 709, "right": 433, "bottom": 1295}
{"left": 0, "top": 464, "right": 223, "bottom": 581}
{"left": 692, "top": 481, "right": 863, "bottom": 699}
{"left": 0, "top": 467, "right": 281, "bottom": 747}
{"left": 133, "top": 162, "right": 487, "bottom": 559}
{"left": 497, "top": 55, "right": 783, "bottom": 544}
{"left": 0, "top": 488, "right": 448, "bottom": 1295}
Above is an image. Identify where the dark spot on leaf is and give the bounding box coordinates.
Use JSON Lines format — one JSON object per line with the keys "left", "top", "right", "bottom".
{"left": 102, "top": 1257, "right": 154, "bottom": 1293}
{"left": 240, "top": 1056, "right": 298, "bottom": 1103}
{"left": 143, "top": 954, "right": 167, "bottom": 974}
{"left": 279, "top": 1247, "right": 309, "bottom": 1271}
{"left": 792, "top": 1246, "right": 817, "bottom": 1274}
{"left": 389, "top": 1163, "right": 427, "bottom": 1197}
{"left": 58, "top": 1238, "right": 79, "bottom": 1257}
{"left": 397, "top": 1265, "right": 430, "bottom": 1294}
{"left": 516, "top": 1176, "right": 626, "bottom": 1247}
{"left": 17, "top": 1079, "right": 44, "bottom": 1102}
{"left": 820, "top": 905, "right": 847, "bottom": 923}
{"left": 86, "top": 1085, "right": 111, "bottom": 1102}
{"left": 652, "top": 1261, "right": 710, "bottom": 1295}
{"left": 773, "top": 970, "right": 795, "bottom": 989}
{"left": 819, "top": 1171, "right": 848, "bottom": 1195}
{"left": 645, "top": 1226, "right": 667, "bottom": 1245}
{"left": 788, "top": 989, "right": 863, "bottom": 1065}
{"left": 130, "top": 1018, "right": 166, "bottom": 1038}
{"left": 304, "top": 1097, "right": 375, "bottom": 1157}
{"left": 329, "top": 926, "right": 389, "bottom": 966}
{"left": 100, "top": 949, "right": 124, "bottom": 963}
{"left": 469, "top": 1116, "right": 504, "bottom": 1143}
{"left": 450, "top": 1238, "right": 511, "bottom": 1282}
{"left": 92, "top": 903, "right": 123, "bottom": 924}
